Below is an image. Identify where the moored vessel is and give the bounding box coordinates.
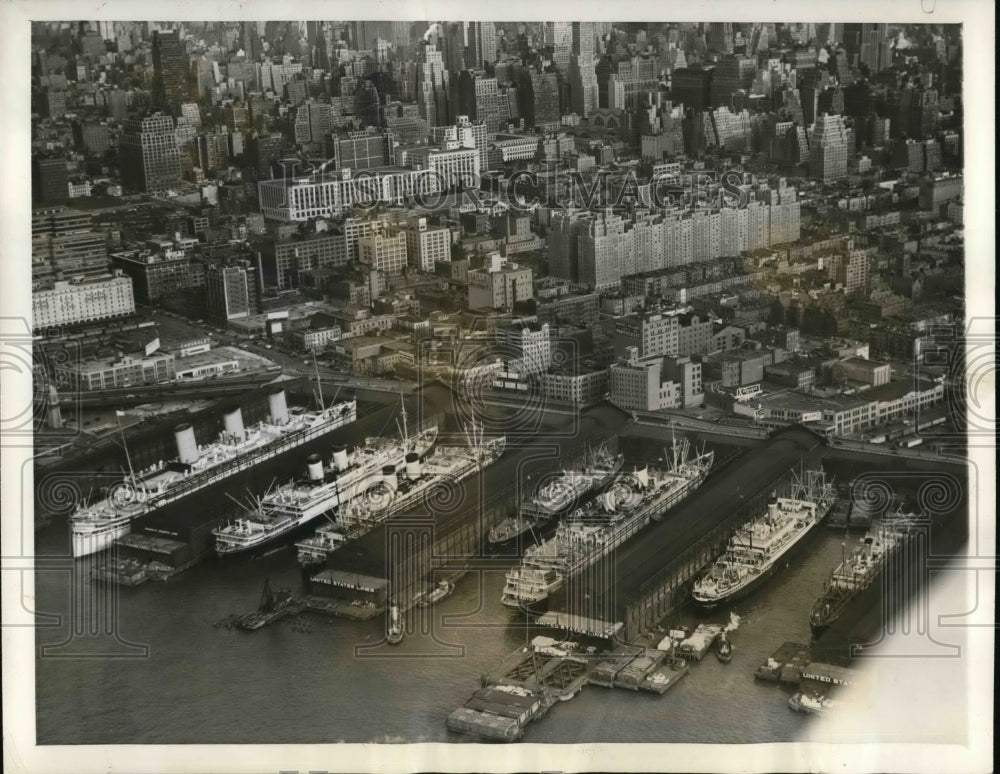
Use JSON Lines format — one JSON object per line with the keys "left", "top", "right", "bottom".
{"left": 70, "top": 389, "right": 357, "bottom": 558}
{"left": 501, "top": 436, "right": 714, "bottom": 613}
{"left": 691, "top": 467, "right": 836, "bottom": 610}
{"left": 808, "top": 511, "right": 917, "bottom": 637}
{"left": 487, "top": 442, "right": 623, "bottom": 551}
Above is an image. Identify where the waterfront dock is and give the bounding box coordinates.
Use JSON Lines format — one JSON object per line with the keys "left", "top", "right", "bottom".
{"left": 754, "top": 641, "right": 813, "bottom": 684}
{"left": 447, "top": 639, "right": 593, "bottom": 742}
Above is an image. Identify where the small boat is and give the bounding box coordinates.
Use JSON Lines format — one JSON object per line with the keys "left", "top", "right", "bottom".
{"left": 788, "top": 691, "right": 837, "bottom": 715}
{"left": 416, "top": 579, "right": 455, "bottom": 608}
{"left": 715, "top": 631, "right": 733, "bottom": 663}
{"left": 386, "top": 604, "right": 403, "bottom": 645}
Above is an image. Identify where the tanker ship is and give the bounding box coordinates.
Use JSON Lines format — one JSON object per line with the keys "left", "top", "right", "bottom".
{"left": 501, "top": 436, "right": 714, "bottom": 613}
{"left": 69, "top": 388, "right": 357, "bottom": 558}
{"left": 212, "top": 400, "right": 437, "bottom": 556}
{"left": 486, "top": 442, "right": 623, "bottom": 550}
{"left": 691, "top": 467, "right": 836, "bottom": 610}
{"left": 295, "top": 422, "right": 506, "bottom": 568}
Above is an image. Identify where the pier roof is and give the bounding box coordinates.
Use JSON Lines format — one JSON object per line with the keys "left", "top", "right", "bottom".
{"left": 545, "top": 424, "right": 828, "bottom": 632}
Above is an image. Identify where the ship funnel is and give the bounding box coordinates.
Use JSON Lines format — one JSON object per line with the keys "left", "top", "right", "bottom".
{"left": 223, "top": 407, "right": 245, "bottom": 439}
{"left": 174, "top": 423, "right": 199, "bottom": 464}
{"left": 268, "top": 389, "right": 290, "bottom": 424}
{"left": 333, "top": 445, "right": 349, "bottom": 471}
{"left": 382, "top": 464, "right": 398, "bottom": 490}
{"left": 405, "top": 451, "right": 421, "bottom": 480}
{"left": 865, "top": 535, "right": 874, "bottom": 559}
{"left": 767, "top": 496, "right": 779, "bottom": 519}
{"left": 635, "top": 466, "right": 649, "bottom": 489}
{"left": 306, "top": 453, "right": 324, "bottom": 482}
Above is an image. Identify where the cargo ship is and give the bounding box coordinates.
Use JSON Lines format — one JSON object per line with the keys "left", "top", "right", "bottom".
{"left": 808, "top": 511, "right": 916, "bottom": 637}
{"left": 212, "top": 400, "right": 437, "bottom": 556}
{"left": 691, "top": 467, "right": 836, "bottom": 610}
{"left": 69, "top": 388, "right": 357, "bottom": 558}
{"left": 486, "top": 442, "right": 623, "bottom": 550}
{"left": 294, "top": 423, "right": 506, "bottom": 568}
{"left": 501, "top": 436, "right": 714, "bottom": 613}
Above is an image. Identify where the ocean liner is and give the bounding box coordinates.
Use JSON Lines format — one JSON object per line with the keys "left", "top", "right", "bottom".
{"left": 808, "top": 510, "right": 917, "bottom": 637}
{"left": 691, "top": 467, "right": 836, "bottom": 610}
{"left": 501, "top": 436, "right": 714, "bottom": 613}
{"left": 69, "top": 388, "right": 357, "bottom": 558}
{"left": 294, "top": 422, "right": 505, "bottom": 568}
{"left": 486, "top": 442, "right": 623, "bottom": 549}
{"left": 212, "top": 399, "right": 436, "bottom": 556}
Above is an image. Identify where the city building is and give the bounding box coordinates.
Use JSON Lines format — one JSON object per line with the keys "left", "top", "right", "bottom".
{"left": 467, "top": 254, "right": 534, "bottom": 311}
{"left": 119, "top": 112, "right": 182, "bottom": 193}
{"left": 809, "top": 113, "right": 850, "bottom": 181}
{"left": 205, "top": 261, "right": 261, "bottom": 324}
{"left": 404, "top": 218, "right": 451, "bottom": 273}
{"left": 32, "top": 272, "right": 135, "bottom": 330}
{"left": 358, "top": 231, "right": 408, "bottom": 275}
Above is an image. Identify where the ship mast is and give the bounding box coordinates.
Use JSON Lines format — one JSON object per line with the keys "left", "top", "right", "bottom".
{"left": 116, "top": 411, "right": 138, "bottom": 492}
{"left": 312, "top": 349, "right": 325, "bottom": 411}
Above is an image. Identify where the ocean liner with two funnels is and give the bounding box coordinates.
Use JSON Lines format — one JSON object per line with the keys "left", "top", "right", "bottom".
{"left": 69, "top": 388, "right": 357, "bottom": 558}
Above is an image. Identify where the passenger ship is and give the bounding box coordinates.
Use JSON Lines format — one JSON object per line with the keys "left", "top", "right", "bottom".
{"left": 69, "top": 388, "right": 357, "bottom": 558}
{"left": 212, "top": 400, "right": 437, "bottom": 556}
{"left": 691, "top": 467, "right": 836, "bottom": 610}
{"left": 487, "top": 442, "right": 623, "bottom": 549}
{"left": 294, "top": 423, "right": 506, "bottom": 567}
{"left": 501, "top": 436, "right": 714, "bottom": 613}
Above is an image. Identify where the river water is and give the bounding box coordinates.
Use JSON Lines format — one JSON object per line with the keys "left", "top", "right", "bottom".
{"left": 35, "top": 518, "right": 865, "bottom": 745}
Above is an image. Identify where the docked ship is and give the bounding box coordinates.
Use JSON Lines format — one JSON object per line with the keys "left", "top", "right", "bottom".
{"left": 501, "top": 436, "right": 714, "bottom": 613}
{"left": 486, "top": 442, "right": 623, "bottom": 550}
{"left": 69, "top": 388, "right": 357, "bottom": 558}
{"left": 294, "top": 423, "right": 506, "bottom": 568}
{"left": 691, "top": 467, "right": 836, "bottom": 610}
{"left": 808, "top": 512, "right": 916, "bottom": 637}
{"left": 212, "top": 400, "right": 437, "bottom": 556}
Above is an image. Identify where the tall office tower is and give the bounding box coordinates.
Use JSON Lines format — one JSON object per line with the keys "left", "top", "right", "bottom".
{"left": 809, "top": 113, "right": 850, "bottom": 181}
{"left": 707, "top": 23, "right": 733, "bottom": 53}
{"left": 416, "top": 42, "right": 449, "bottom": 128}
{"left": 671, "top": 66, "right": 714, "bottom": 111}
{"left": 442, "top": 22, "right": 467, "bottom": 72}
{"left": 898, "top": 85, "right": 938, "bottom": 139}
{"left": 709, "top": 56, "right": 742, "bottom": 109}
{"left": 457, "top": 71, "right": 512, "bottom": 134}
{"left": 859, "top": 23, "right": 892, "bottom": 73}
{"left": 152, "top": 30, "right": 190, "bottom": 114}
{"left": 32, "top": 157, "right": 69, "bottom": 203}
{"left": 546, "top": 22, "right": 572, "bottom": 72}
{"left": 518, "top": 69, "right": 560, "bottom": 128}
{"left": 571, "top": 22, "right": 594, "bottom": 58}
{"left": 568, "top": 54, "right": 598, "bottom": 117}
{"left": 843, "top": 23, "right": 863, "bottom": 66}
{"left": 547, "top": 210, "right": 587, "bottom": 282}
{"left": 466, "top": 22, "right": 496, "bottom": 69}
{"left": 119, "top": 112, "right": 182, "bottom": 193}
{"left": 241, "top": 21, "right": 259, "bottom": 60}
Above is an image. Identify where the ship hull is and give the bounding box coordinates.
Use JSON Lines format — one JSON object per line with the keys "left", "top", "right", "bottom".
{"left": 73, "top": 520, "right": 131, "bottom": 558}
{"left": 69, "top": 402, "right": 357, "bottom": 558}
{"left": 692, "top": 505, "right": 832, "bottom": 611}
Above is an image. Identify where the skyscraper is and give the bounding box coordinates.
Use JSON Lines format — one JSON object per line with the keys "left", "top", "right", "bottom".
{"left": 569, "top": 54, "right": 598, "bottom": 117}
{"left": 809, "top": 113, "right": 849, "bottom": 181}
{"left": 571, "top": 22, "right": 594, "bottom": 58}
{"left": 152, "top": 30, "right": 190, "bottom": 113}
{"left": 119, "top": 112, "right": 182, "bottom": 193}
{"left": 546, "top": 22, "right": 572, "bottom": 72}
{"left": 32, "top": 157, "right": 69, "bottom": 203}
{"left": 416, "top": 42, "right": 449, "bottom": 128}
{"left": 518, "top": 69, "right": 560, "bottom": 129}
{"left": 466, "top": 22, "right": 496, "bottom": 69}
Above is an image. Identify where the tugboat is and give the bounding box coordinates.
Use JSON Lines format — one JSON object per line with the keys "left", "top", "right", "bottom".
{"left": 788, "top": 690, "right": 837, "bottom": 715}
{"left": 715, "top": 630, "right": 733, "bottom": 663}
{"left": 416, "top": 579, "right": 455, "bottom": 608}
{"left": 386, "top": 603, "right": 404, "bottom": 645}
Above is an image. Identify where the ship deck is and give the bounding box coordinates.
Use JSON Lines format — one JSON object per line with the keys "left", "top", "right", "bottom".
{"left": 544, "top": 425, "right": 828, "bottom": 627}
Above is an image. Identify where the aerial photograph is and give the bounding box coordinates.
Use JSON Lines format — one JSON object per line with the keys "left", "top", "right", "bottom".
{"left": 3, "top": 9, "right": 993, "bottom": 773}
